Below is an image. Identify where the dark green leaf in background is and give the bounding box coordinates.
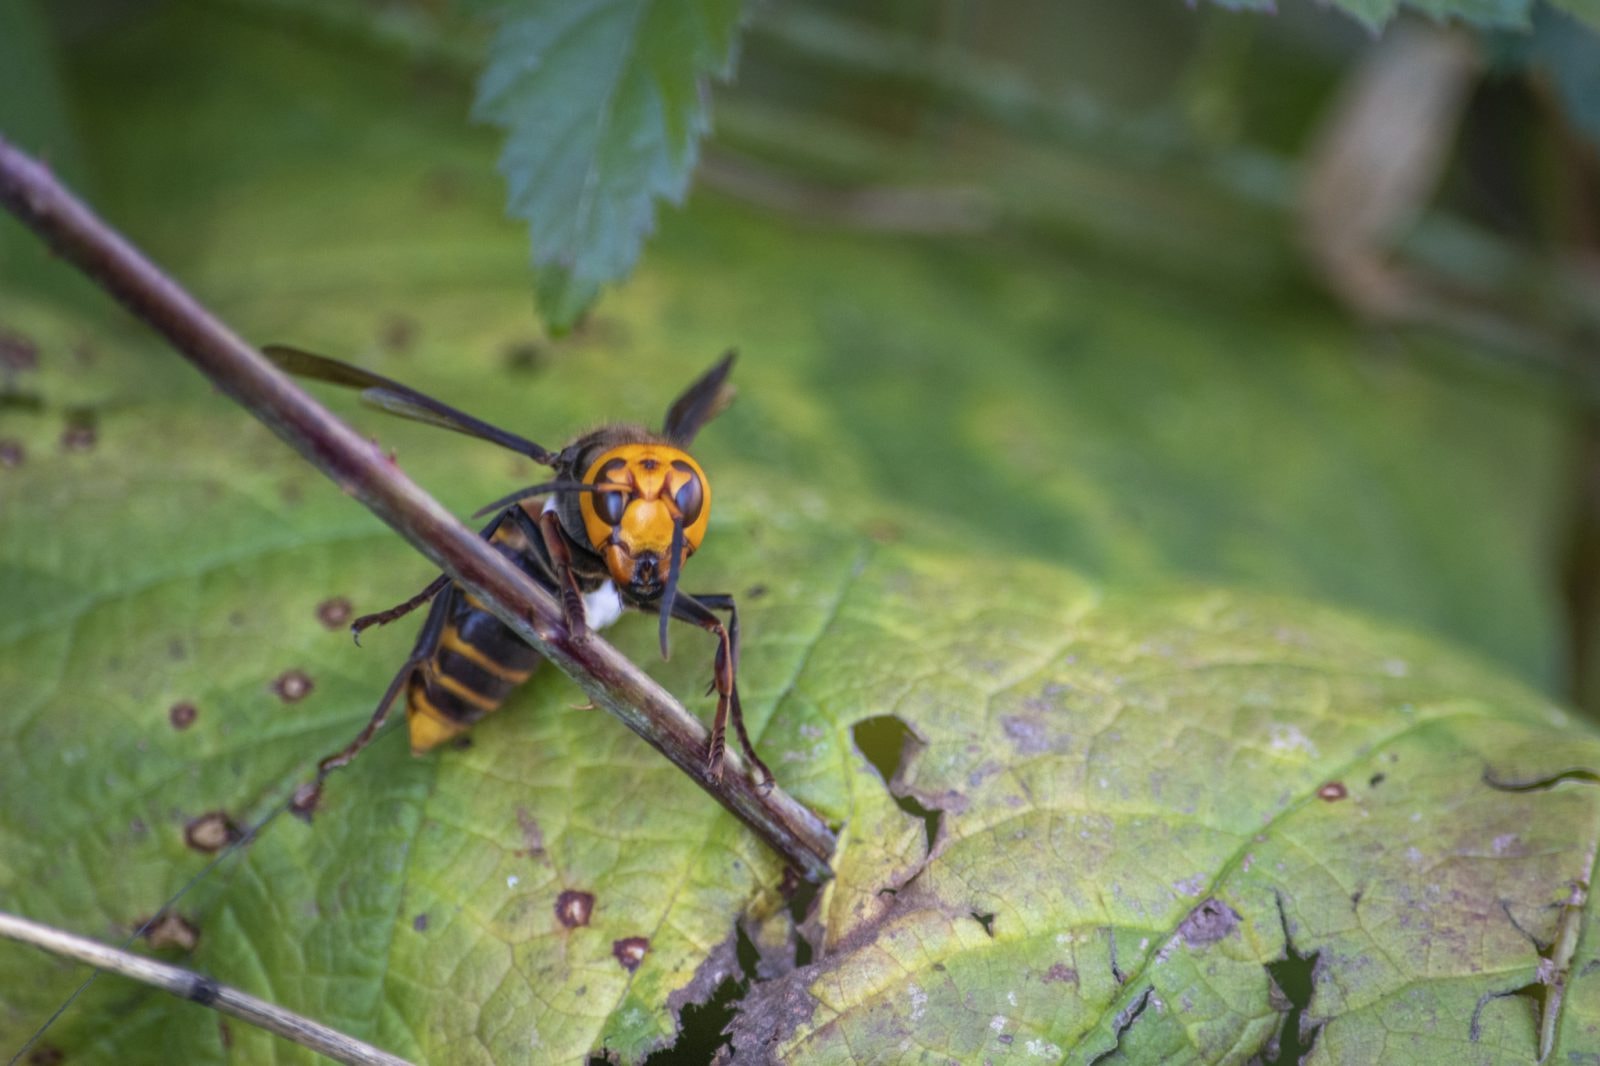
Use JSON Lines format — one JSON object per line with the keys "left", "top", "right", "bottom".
{"left": 473, "top": 0, "right": 743, "bottom": 331}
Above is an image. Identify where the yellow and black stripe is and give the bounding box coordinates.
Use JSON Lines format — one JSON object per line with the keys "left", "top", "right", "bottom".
{"left": 404, "top": 511, "right": 547, "bottom": 752}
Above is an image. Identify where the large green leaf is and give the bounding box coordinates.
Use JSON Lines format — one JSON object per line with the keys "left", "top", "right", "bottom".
{"left": 472, "top": 0, "right": 743, "bottom": 331}
{"left": 3, "top": 5, "right": 1599, "bottom": 1065}
{"left": 732, "top": 562, "right": 1600, "bottom": 1062}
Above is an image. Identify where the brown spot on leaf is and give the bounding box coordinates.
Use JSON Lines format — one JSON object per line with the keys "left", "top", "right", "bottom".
{"left": 26, "top": 1047, "right": 63, "bottom": 1066}
{"left": 60, "top": 422, "right": 96, "bottom": 453}
{"left": 1043, "top": 962, "right": 1079, "bottom": 985}
{"left": 863, "top": 519, "right": 902, "bottom": 544}
{"left": 0, "top": 331, "right": 39, "bottom": 372}
{"left": 516, "top": 806, "right": 544, "bottom": 858}
{"left": 272, "top": 670, "right": 314, "bottom": 702}
{"left": 316, "top": 597, "right": 353, "bottom": 629}
{"left": 502, "top": 340, "right": 548, "bottom": 374}
{"left": 184, "top": 812, "right": 241, "bottom": 852}
{"left": 379, "top": 315, "right": 417, "bottom": 354}
{"left": 1177, "top": 898, "right": 1241, "bottom": 948}
{"left": 0, "top": 440, "right": 23, "bottom": 468}
{"left": 218, "top": 1020, "right": 232, "bottom": 1049}
{"left": 1317, "top": 781, "right": 1348, "bottom": 801}
{"left": 290, "top": 782, "right": 323, "bottom": 821}
{"left": 613, "top": 936, "right": 649, "bottom": 971}
{"left": 556, "top": 890, "right": 595, "bottom": 929}
{"left": 423, "top": 166, "right": 466, "bottom": 205}
{"left": 1000, "top": 714, "right": 1056, "bottom": 755}
{"left": 413, "top": 913, "right": 429, "bottom": 933}
{"left": 142, "top": 913, "right": 200, "bottom": 952}
{"left": 169, "top": 702, "right": 198, "bottom": 730}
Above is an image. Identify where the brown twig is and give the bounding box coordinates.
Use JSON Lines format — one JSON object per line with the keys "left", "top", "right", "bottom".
{"left": 0, "top": 910, "right": 414, "bottom": 1066}
{"left": 0, "top": 134, "right": 835, "bottom": 883}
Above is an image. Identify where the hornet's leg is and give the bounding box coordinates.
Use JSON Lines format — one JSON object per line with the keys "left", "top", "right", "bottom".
{"left": 294, "top": 586, "right": 453, "bottom": 818}
{"left": 351, "top": 574, "right": 450, "bottom": 644}
{"left": 662, "top": 592, "right": 772, "bottom": 787}
{"left": 296, "top": 508, "right": 517, "bottom": 815}
{"left": 537, "top": 509, "right": 591, "bottom": 641}
{"left": 348, "top": 505, "right": 519, "bottom": 642}
{"left": 316, "top": 591, "right": 451, "bottom": 780}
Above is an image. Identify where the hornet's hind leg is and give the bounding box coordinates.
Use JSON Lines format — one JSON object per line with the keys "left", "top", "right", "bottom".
{"left": 294, "top": 508, "right": 523, "bottom": 816}
{"left": 349, "top": 574, "right": 449, "bottom": 644}
{"left": 293, "top": 588, "right": 452, "bottom": 817}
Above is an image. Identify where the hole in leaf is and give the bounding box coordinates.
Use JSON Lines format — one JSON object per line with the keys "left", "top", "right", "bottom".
{"left": 629, "top": 924, "right": 766, "bottom": 1066}
{"left": 1479, "top": 893, "right": 1583, "bottom": 1059}
{"left": 852, "top": 715, "right": 941, "bottom": 851}
{"left": 1088, "top": 987, "right": 1151, "bottom": 1066}
{"left": 640, "top": 971, "right": 743, "bottom": 1065}
{"left": 734, "top": 921, "right": 760, "bottom": 982}
{"left": 971, "top": 911, "right": 996, "bottom": 937}
{"left": 787, "top": 874, "right": 823, "bottom": 968}
{"left": 1261, "top": 894, "right": 1322, "bottom": 1064}
{"left": 1470, "top": 984, "right": 1543, "bottom": 1045}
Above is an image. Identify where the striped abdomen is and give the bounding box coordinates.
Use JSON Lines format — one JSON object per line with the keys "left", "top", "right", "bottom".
{"left": 405, "top": 508, "right": 547, "bottom": 752}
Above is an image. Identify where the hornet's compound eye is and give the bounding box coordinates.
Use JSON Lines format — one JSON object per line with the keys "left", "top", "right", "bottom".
{"left": 671, "top": 460, "right": 705, "bottom": 526}
{"left": 593, "top": 458, "right": 629, "bottom": 526}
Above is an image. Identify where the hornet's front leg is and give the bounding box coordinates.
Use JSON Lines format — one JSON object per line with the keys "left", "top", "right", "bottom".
{"left": 536, "top": 508, "right": 590, "bottom": 641}
{"left": 661, "top": 592, "right": 772, "bottom": 787}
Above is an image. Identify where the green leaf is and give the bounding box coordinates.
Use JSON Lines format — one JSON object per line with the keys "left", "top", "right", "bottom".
{"left": 732, "top": 559, "right": 1600, "bottom": 1062}
{"left": 3, "top": 5, "right": 1599, "bottom": 1065}
{"left": 472, "top": 0, "right": 743, "bottom": 331}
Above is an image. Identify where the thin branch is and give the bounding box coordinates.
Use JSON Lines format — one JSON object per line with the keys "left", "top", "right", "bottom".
{"left": 0, "top": 910, "right": 413, "bottom": 1066}
{"left": 0, "top": 135, "right": 835, "bottom": 883}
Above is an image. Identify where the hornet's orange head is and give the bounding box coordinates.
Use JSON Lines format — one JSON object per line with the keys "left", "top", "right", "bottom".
{"left": 578, "top": 444, "right": 710, "bottom": 600}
